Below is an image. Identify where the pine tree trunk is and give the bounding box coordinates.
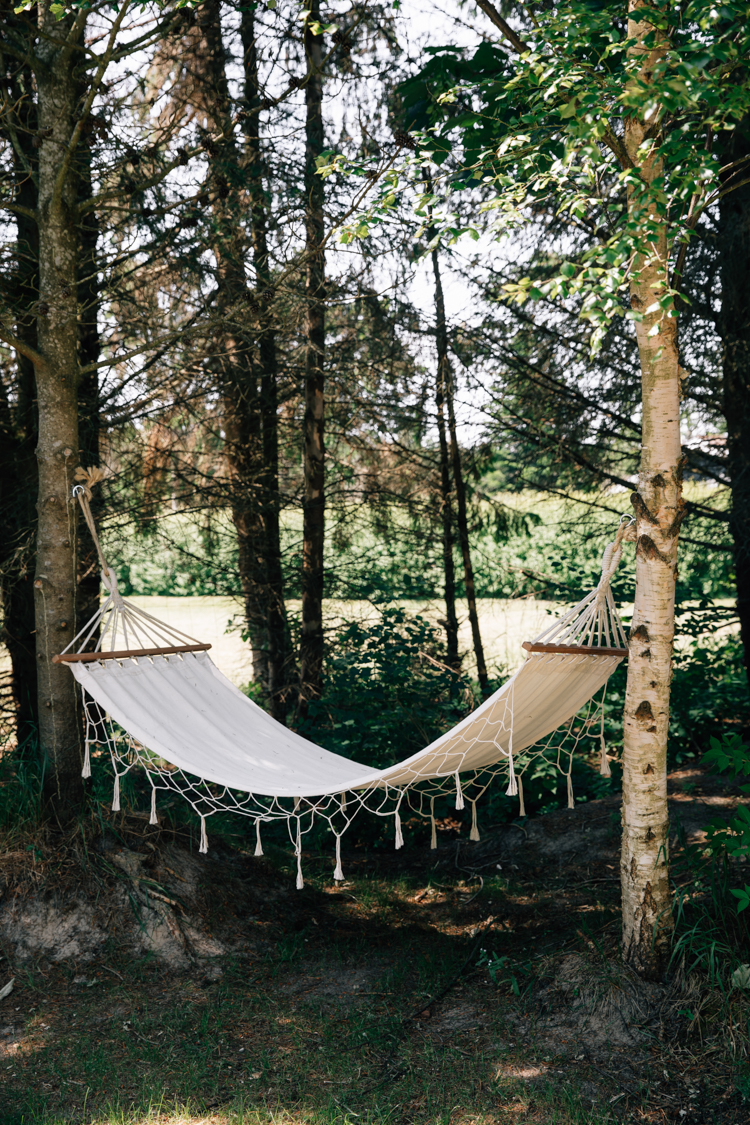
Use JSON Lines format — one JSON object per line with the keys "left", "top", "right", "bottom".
{"left": 186, "top": 0, "right": 270, "bottom": 690}
{"left": 34, "top": 4, "right": 87, "bottom": 812}
{"left": 299, "top": 0, "right": 326, "bottom": 714}
{"left": 431, "top": 249, "right": 489, "bottom": 694}
{"left": 718, "top": 118, "right": 750, "bottom": 694}
{"left": 241, "top": 6, "right": 291, "bottom": 721}
{"left": 430, "top": 251, "right": 459, "bottom": 670}
{"left": 76, "top": 102, "right": 102, "bottom": 653}
{"left": 0, "top": 40, "right": 39, "bottom": 746}
{"left": 620, "top": 2, "right": 680, "bottom": 976}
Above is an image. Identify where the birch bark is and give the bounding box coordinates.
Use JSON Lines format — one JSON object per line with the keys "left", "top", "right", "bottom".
{"left": 620, "top": 1, "right": 682, "bottom": 975}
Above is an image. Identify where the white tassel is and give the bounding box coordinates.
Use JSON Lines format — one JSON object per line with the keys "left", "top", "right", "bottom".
{"left": 567, "top": 773, "right": 575, "bottom": 810}
{"left": 149, "top": 786, "right": 158, "bottom": 825}
{"left": 296, "top": 819, "right": 304, "bottom": 889}
{"left": 82, "top": 740, "right": 91, "bottom": 779}
{"left": 455, "top": 771, "right": 464, "bottom": 810}
{"left": 430, "top": 796, "right": 437, "bottom": 850}
{"left": 470, "top": 799, "right": 480, "bottom": 842}
{"left": 505, "top": 750, "right": 518, "bottom": 797}
{"left": 395, "top": 808, "right": 404, "bottom": 850}
{"left": 199, "top": 816, "right": 208, "bottom": 854}
{"left": 254, "top": 819, "right": 264, "bottom": 857}
{"left": 518, "top": 774, "right": 526, "bottom": 818}
{"left": 112, "top": 774, "right": 120, "bottom": 812}
{"left": 599, "top": 709, "right": 611, "bottom": 777}
{"left": 334, "top": 835, "right": 344, "bottom": 881}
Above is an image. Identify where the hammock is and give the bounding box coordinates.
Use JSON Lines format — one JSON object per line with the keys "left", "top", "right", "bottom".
{"left": 57, "top": 472, "right": 634, "bottom": 886}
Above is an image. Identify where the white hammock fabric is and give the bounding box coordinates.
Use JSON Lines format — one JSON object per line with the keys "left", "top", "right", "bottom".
{"left": 58, "top": 478, "right": 634, "bottom": 885}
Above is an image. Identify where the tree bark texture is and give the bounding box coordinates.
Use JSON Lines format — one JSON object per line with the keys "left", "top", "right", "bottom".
{"left": 431, "top": 249, "right": 489, "bottom": 694}
{"left": 299, "top": 0, "right": 326, "bottom": 713}
{"left": 34, "top": 3, "right": 87, "bottom": 809}
{"left": 718, "top": 118, "right": 750, "bottom": 694}
{"left": 0, "top": 32, "right": 39, "bottom": 745}
{"left": 184, "top": 1, "right": 270, "bottom": 691}
{"left": 620, "top": 1, "right": 680, "bottom": 976}
{"left": 240, "top": 5, "right": 291, "bottom": 720}
{"left": 76, "top": 87, "right": 102, "bottom": 653}
{"left": 430, "top": 249, "right": 459, "bottom": 670}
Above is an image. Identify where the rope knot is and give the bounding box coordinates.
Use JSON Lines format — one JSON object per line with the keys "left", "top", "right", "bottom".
{"left": 74, "top": 465, "right": 105, "bottom": 502}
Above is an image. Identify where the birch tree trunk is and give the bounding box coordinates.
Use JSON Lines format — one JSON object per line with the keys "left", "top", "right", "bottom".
{"left": 34, "top": 3, "right": 87, "bottom": 811}
{"left": 620, "top": 1, "right": 682, "bottom": 976}
{"left": 299, "top": 0, "right": 326, "bottom": 714}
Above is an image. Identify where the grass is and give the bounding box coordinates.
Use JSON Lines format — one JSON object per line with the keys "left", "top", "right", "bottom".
{"left": 0, "top": 894, "right": 621, "bottom": 1125}
{"left": 2, "top": 741, "right": 750, "bottom": 1125}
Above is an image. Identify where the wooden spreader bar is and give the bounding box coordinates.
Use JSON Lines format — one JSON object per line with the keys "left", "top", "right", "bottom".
{"left": 522, "top": 641, "right": 627, "bottom": 658}
{"left": 53, "top": 643, "right": 212, "bottom": 664}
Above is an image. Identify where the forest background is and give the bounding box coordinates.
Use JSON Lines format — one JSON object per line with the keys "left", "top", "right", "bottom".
{"left": 0, "top": 0, "right": 749, "bottom": 972}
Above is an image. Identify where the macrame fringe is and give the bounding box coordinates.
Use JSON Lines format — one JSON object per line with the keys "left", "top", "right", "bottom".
{"left": 334, "top": 835, "right": 344, "bottom": 881}
{"left": 470, "top": 799, "right": 480, "bottom": 842}
{"left": 395, "top": 808, "right": 404, "bottom": 850}
{"left": 518, "top": 774, "right": 526, "bottom": 818}
{"left": 254, "top": 818, "right": 264, "bottom": 857}
{"left": 455, "top": 771, "right": 464, "bottom": 810}
{"left": 599, "top": 707, "right": 611, "bottom": 776}
{"left": 112, "top": 774, "right": 120, "bottom": 812}
{"left": 82, "top": 740, "right": 91, "bottom": 779}
{"left": 296, "top": 819, "right": 304, "bottom": 889}
{"left": 567, "top": 773, "right": 575, "bottom": 810}
{"left": 200, "top": 816, "right": 208, "bottom": 854}
{"left": 430, "top": 796, "right": 437, "bottom": 850}
{"left": 149, "top": 785, "right": 158, "bottom": 825}
{"left": 505, "top": 751, "right": 518, "bottom": 797}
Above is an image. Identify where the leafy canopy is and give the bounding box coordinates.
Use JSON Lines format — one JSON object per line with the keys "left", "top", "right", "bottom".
{"left": 324, "top": 1, "right": 750, "bottom": 350}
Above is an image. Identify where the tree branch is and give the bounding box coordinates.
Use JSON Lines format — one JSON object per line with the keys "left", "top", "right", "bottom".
{"left": 473, "top": 0, "right": 529, "bottom": 54}
{"left": 0, "top": 325, "right": 48, "bottom": 371}
{"left": 53, "top": 0, "right": 131, "bottom": 214}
